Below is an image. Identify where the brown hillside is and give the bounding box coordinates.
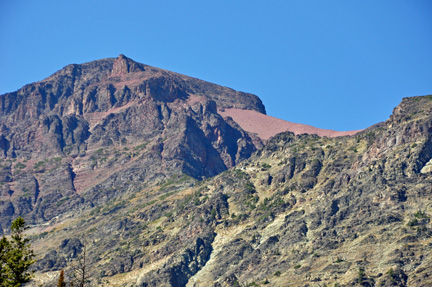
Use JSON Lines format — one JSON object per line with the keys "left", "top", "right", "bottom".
{"left": 219, "top": 108, "right": 362, "bottom": 140}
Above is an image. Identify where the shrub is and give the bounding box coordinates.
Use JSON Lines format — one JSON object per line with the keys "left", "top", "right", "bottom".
{"left": 407, "top": 218, "right": 418, "bottom": 227}
{"left": 33, "top": 161, "right": 45, "bottom": 169}
{"left": 414, "top": 210, "right": 428, "bottom": 219}
{"left": 14, "top": 162, "right": 26, "bottom": 170}
{"left": 386, "top": 268, "right": 395, "bottom": 280}
{"left": 358, "top": 267, "right": 365, "bottom": 284}
{"left": 261, "top": 163, "right": 272, "bottom": 169}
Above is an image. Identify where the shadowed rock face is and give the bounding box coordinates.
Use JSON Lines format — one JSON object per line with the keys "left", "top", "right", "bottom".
{"left": 0, "top": 55, "right": 263, "bottom": 229}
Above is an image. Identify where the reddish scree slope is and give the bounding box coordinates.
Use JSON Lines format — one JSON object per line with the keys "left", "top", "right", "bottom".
{"left": 219, "top": 108, "right": 362, "bottom": 140}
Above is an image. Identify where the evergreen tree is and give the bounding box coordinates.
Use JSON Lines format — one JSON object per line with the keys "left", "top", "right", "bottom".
{"left": 0, "top": 236, "right": 10, "bottom": 285}
{"left": 0, "top": 217, "right": 35, "bottom": 286}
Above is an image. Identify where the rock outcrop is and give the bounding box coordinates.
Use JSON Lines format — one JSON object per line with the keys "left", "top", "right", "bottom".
{"left": 26, "top": 95, "right": 432, "bottom": 287}
{"left": 0, "top": 55, "right": 263, "bottom": 229}
{"left": 3, "top": 55, "right": 432, "bottom": 287}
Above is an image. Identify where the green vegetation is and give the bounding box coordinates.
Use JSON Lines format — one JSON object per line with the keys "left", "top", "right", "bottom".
{"left": 158, "top": 174, "right": 192, "bottom": 191}
{"left": 348, "top": 146, "right": 357, "bottom": 153}
{"left": 52, "top": 157, "right": 62, "bottom": 163}
{"left": 34, "top": 160, "right": 45, "bottom": 170}
{"left": 414, "top": 210, "right": 429, "bottom": 219}
{"left": 56, "top": 196, "right": 70, "bottom": 207}
{"left": 133, "top": 142, "right": 148, "bottom": 151}
{"left": 0, "top": 217, "right": 35, "bottom": 286}
{"left": 177, "top": 190, "right": 205, "bottom": 211}
{"left": 210, "top": 208, "right": 217, "bottom": 220}
{"left": 101, "top": 200, "right": 127, "bottom": 215}
{"left": 407, "top": 218, "right": 418, "bottom": 227}
{"left": 159, "top": 191, "right": 176, "bottom": 201}
{"left": 386, "top": 268, "right": 395, "bottom": 282}
{"left": 244, "top": 181, "right": 256, "bottom": 193}
{"left": 233, "top": 168, "right": 247, "bottom": 178}
{"left": 245, "top": 194, "right": 259, "bottom": 210}
{"left": 261, "top": 163, "right": 271, "bottom": 170}
{"left": 14, "top": 162, "right": 26, "bottom": 170}
{"left": 358, "top": 267, "right": 365, "bottom": 285}
{"left": 407, "top": 211, "right": 429, "bottom": 227}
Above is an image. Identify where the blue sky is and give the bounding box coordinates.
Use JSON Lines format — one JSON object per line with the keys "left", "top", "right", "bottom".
{"left": 1, "top": 1, "right": 431, "bottom": 131}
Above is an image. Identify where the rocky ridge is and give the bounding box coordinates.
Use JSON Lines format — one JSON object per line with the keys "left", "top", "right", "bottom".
{"left": 1, "top": 55, "right": 431, "bottom": 286}
{"left": 0, "top": 55, "right": 265, "bottom": 231}
{"left": 28, "top": 95, "right": 432, "bottom": 287}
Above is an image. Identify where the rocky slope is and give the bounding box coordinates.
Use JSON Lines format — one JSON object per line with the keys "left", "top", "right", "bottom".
{"left": 218, "top": 108, "right": 361, "bottom": 140}
{"left": 0, "top": 55, "right": 266, "bottom": 231}
{"left": 24, "top": 95, "right": 432, "bottom": 287}
{"left": 2, "top": 56, "right": 432, "bottom": 286}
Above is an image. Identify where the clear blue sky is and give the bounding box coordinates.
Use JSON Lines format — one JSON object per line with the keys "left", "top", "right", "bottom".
{"left": 1, "top": 1, "right": 431, "bottom": 131}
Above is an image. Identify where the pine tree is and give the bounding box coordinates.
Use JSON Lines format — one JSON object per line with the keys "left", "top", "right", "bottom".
{"left": 58, "top": 269, "right": 66, "bottom": 287}
{"left": 0, "top": 236, "right": 10, "bottom": 285}
{"left": 2, "top": 217, "right": 35, "bottom": 286}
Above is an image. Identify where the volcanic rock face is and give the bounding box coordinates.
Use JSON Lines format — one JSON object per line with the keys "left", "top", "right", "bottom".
{"left": 0, "top": 55, "right": 264, "bottom": 229}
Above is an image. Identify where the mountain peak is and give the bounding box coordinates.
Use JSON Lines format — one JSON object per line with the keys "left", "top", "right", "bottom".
{"left": 111, "top": 54, "right": 145, "bottom": 75}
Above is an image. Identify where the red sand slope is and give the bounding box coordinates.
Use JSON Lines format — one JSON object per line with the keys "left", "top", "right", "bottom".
{"left": 219, "top": 108, "right": 362, "bottom": 140}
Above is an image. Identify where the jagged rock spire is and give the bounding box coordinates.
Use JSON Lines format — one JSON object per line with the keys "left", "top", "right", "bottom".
{"left": 111, "top": 54, "right": 145, "bottom": 75}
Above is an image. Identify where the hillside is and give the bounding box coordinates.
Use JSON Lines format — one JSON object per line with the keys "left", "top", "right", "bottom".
{"left": 26, "top": 95, "right": 432, "bottom": 287}
{"left": 1, "top": 56, "right": 431, "bottom": 286}
{"left": 0, "top": 55, "right": 266, "bottom": 231}
{"left": 0, "top": 55, "right": 357, "bottom": 232}
{"left": 218, "top": 108, "right": 361, "bottom": 140}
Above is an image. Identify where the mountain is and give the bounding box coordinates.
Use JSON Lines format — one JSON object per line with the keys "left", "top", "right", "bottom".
{"left": 2, "top": 56, "right": 431, "bottom": 286}
{"left": 0, "top": 55, "right": 356, "bottom": 231}
{"left": 0, "top": 55, "right": 267, "bottom": 229}
{"left": 28, "top": 94, "right": 432, "bottom": 287}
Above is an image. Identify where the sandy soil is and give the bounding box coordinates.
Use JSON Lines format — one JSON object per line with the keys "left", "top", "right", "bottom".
{"left": 219, "top": 108, "right": 362, "bottom": 140}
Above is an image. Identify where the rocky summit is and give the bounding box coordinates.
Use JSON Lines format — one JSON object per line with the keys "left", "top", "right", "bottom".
{"left": 0, "top": 56, "right": 432, "bottom": 286}
{"left": 0, "top": 55, "right": 265, "bottom": 229}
